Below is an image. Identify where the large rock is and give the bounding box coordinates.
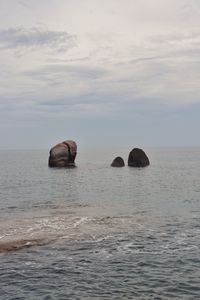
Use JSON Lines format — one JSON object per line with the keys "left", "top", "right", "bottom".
{"left": 111, "top": 156, "right": 125, "bottom": 167}
{"left": 49, "top": 140, "right": 77, "bottom": 168}
{"left": 128, "top": 148, "right": 150, "bottom": 167}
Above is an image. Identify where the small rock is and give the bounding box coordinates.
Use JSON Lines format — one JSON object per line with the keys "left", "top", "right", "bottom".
{"left": 111, "top": 156, "right": 125, "bottom": 167}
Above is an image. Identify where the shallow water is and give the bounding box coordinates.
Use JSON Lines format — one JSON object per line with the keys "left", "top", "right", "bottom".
{"left": 0, "top": 148, "right": 200, "bottom": 299}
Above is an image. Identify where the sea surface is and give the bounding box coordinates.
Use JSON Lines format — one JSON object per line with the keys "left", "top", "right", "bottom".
{"left": 0, "top": 148, "right": 200, "bottom": 299}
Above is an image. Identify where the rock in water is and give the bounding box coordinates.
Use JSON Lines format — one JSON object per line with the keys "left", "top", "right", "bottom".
{"left": 128, "top": 148, "right": 150, "bottom": 167}
{"left": 49, "top": 140, "right": 77, "bottom": 167}
{"left": 111, "top": 156, "right": 125, "bottom": 167}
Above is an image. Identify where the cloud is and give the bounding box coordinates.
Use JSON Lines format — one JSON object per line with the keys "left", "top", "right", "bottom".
{"left": 0, "top": 27, "right": 77, "bottom": 52}
{"left": 16, "top": 0, "right": 32, "bottom": 9}
{"left": 24, "top": 64, "right": 108, "bottom": 83}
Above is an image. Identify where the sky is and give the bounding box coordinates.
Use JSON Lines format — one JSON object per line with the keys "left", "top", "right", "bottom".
{"left": 0, "top": 0, "right": 200, "bottom": 149}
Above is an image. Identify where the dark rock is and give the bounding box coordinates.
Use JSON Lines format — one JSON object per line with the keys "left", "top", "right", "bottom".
{"left": 49, "top": 140, "right": 77, "bottom": 168}
{"left": 111, "top": 156, "right": 125, "bottom": 167}
{"left": 128, "top": 148, "right": 150, "bottom": 167}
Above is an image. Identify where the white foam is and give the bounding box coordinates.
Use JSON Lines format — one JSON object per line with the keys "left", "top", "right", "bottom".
{"left": 73, "top": 217, "right": 89, "bottom": 228}
{"left": 0, "top": 234, "right": 10, "bottom": 240}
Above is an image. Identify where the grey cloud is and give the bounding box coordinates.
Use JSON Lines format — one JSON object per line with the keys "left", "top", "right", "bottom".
{"left": 35, "top": 93, "right": 97, "bottom": 110}
{"left": 116, "top": 55, "right": 168, "bottom": 67}
{"left": 24, "top": 64, "right": 108, "bottom": 84}
{"left": 150, "top": 32, "right": 200, "bottom": 46}
{"left": 48, "top": 56, "right": 90, "bottom": 64}
{"left": 17, "top": 0, "right": 32, "bottom": 9}
{"left": 0, "top": 27, "right": 77, "bottom": 52}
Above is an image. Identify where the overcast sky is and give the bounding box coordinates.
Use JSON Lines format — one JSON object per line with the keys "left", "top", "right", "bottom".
{"left": 0, "top": 0, "right": 200, "bottom": 149}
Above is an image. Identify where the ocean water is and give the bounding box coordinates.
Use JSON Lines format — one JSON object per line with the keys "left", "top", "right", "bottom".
{"left": 0, "top": 148, "right": 200, "bottom": 299}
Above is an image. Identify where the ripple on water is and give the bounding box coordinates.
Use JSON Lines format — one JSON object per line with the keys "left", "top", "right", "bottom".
{"left": 1, "top": 149, "right": 200, "bottom": 299}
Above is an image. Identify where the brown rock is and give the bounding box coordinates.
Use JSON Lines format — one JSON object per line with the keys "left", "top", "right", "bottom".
{"left": 49, "top": 140, "right": 77, "bottom": 167}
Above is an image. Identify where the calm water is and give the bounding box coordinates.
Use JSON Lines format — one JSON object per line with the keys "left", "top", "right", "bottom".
{"left": 0, "top": 148, "right": 200, "bottom": 299}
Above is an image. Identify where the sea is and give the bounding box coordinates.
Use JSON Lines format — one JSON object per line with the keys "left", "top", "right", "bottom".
{"left": 0, "top": 148, "right": 200, "bottom": 300}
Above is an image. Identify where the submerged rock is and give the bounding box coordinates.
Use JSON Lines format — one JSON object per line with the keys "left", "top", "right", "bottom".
{"left": 49, "top": 140, "right": 77, "bottom": 168}
{"left": 111, "top": 156, "right": 125, "bottom": 167}
{"left": 0, "top": 238, "right": 48, "bottom": 253}
{"left": 128, "top": 148, "right": 150, "bottom": 167}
